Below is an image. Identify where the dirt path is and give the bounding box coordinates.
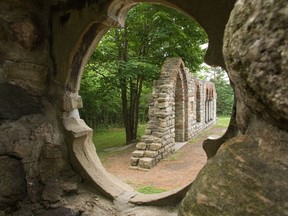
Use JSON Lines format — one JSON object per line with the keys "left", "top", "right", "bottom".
{"left": 98, "top": 126, "right": 226, "bottom": 191}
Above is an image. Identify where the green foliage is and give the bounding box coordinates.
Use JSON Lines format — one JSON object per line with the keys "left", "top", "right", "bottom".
{"left": 80, "top": 68, "right": 123, "bottom": 129}
{"left": 137, "top": 185, "right": 167, "bottom": 194}
{"left": 125, "top": 3, "right": 207, "bottom": 71}
{"left": 80, "top": 3, "right": 208, "bottom": 139}
{"left": 205, "top": 67, "right": 234, "bottom": 116}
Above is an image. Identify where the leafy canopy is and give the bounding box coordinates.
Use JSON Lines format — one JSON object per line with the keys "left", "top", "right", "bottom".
{"left": 80, "top": 3, "right": 208, "bottom": 130}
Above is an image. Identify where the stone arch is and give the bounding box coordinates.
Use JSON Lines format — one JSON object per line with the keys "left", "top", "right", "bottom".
{"left": 50, "top": 0, "right": 236, "bottom": 206}
{"left": 58, "top": 1, "right": 214, "bottom": 206}
{"left": 204, "top": 83, "right": 216, "bottom": 123}
{"left": 131, "top": 58, "right": 216, "bottom": 170}
{"left": 2, "top": 0, "right": 287, "bottom": 214}
{"left": 174, "top": 65, "right": 189, "bottom": 142}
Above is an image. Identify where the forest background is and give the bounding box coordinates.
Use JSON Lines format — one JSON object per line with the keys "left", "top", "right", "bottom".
{"left": 79, "top": 3, "right": 233, "bottom": 144}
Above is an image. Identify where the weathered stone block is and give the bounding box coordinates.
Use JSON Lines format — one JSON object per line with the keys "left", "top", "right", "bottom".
{"left": 155, "top": 112, "right": 169, "bottom": 118}
{"left": 157, "top": 102, "right": 169, "bottom": 108}
{"left": 157, "top": 97, "right": 166, "bottom": 102}
{"left": 145, "top": 150, "right": 158, "bottom": 158}
{"left": 139, "top": 157, "right": 155, "bottom": 169}
{"left": 144, "top": 129, "right": 152, "bottom": 135}
{"left": 0, "top": 83, "right": 42, "bottom": 120}
{"left": 3, "top": 60, "right": 48, "bottom": 95}
{"left": 160, "top": 85, "right": 172, "bottom": 93}
{"left": 159, "top": 93, "right": 168, "bottom": 98}
{"left": 148, "top": 143, "right": 162, "bottom": 151}
{"left": 136, "top": 142, "right": 146, "bottom": 150}
{"left": 130, "top": 157, "right": 139, "bottom": 166}
{"left": 144, "top": 136, "right": 155, "bottom": 143}
{"left": 159, "top": 148, "right": 165, "bottom": 153}
{"left": 152, "top": 93, "right": 158, "bottom": 98}
{"left": 132, "top": 150, "right": 145, "bottom": 157}
{"left": 159, "top": 121, "right": 168, "bottom": 128}
{"left": 152, "top": 132, "right": 164, "bottom": 138}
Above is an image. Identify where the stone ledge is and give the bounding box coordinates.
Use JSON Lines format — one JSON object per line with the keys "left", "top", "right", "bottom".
{"left": 63, "top": 94, "right": 83, "bottom": 111}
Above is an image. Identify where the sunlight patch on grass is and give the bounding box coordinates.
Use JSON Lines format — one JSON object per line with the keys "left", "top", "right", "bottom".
{"left": 137, "top": 185, "right": 167, "bottom": 194}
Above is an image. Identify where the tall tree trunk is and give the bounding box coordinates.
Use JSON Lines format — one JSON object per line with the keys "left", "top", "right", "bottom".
{"left": 115, "top": 26, "right": 134, "bottom": 144}
{"left": 116, "top": 19, "right": 149, "bottom": 144}
{"left": 133, "top": 76, "right": 143, "bottom": 140}
{"left": 128, "top": 76, "right": 143, "bottom": 143}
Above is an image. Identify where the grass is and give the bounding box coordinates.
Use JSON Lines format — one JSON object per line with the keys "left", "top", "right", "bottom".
{"left": 93, "top": 116, "right": 230, "bottom": 152}
{"left": 216, "top": 116, "right": 230, "bottom": 128}
{"left": 93, "top": 124, "right": 146, "bottom": 151}
{"left": 137, "top": 185, "right": 167, "bottom": 194}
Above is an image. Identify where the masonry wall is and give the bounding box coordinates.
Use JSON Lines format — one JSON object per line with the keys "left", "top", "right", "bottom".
{"left": 130, "top": 58, "right": 216, "bottom": 170}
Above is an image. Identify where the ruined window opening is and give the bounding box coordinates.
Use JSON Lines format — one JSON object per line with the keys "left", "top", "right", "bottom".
{"left": 175, "top": 73, "right": 186, "bottom": 142}
{"left": 196, "top": 83, "right": 201, "bottom": 122}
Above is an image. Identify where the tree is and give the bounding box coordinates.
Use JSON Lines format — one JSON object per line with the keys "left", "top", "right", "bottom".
{"left": 209, "top": 67, "right": 234, "bottom": 116}
{"left": 80, "top": 3, "right": 208, "bottom": 143}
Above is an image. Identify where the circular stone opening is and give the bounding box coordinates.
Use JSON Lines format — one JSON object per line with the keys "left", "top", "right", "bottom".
{"left": 62, "top": 0, "right": 235, "bottom": 206}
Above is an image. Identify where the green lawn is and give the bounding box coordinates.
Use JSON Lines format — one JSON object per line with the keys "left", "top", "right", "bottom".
{"left": 216, "top": 116, "right": 230, "bottom": 128}
{"left": 93, "top": 125, "right": 146, "bottom": 151}
{"left": 93, "top": 116, "right": 230, "bottom": 151}
{"left": 137, "top": 185, "right": 167, "bottom": 194}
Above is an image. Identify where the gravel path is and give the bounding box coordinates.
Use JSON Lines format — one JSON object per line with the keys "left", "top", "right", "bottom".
{"left": 99, "top": 126, "right": 227, "bottom": 191}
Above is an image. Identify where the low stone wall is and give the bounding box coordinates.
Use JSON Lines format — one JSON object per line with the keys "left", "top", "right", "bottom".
{"left": 130, "top": 58, "right": 216, "bottom": 170}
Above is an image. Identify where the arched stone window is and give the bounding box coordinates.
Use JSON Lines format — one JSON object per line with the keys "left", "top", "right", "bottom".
{"left": 196, "top": 82, "right": 201, "bottom": 122}
{"left": 205, "top": 88, "right": 209, "bottom": 123}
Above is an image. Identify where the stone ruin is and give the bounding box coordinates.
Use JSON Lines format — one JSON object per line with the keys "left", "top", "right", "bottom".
{"left": 131, "top": 58, "right": 216, "bottom": 169}
{"left": 0, "top": 0, "right": 287, "bottom": 215}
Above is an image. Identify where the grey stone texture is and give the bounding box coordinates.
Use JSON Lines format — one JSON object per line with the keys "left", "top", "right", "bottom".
{"left": 179, "top": 0, "right": 288, "bottom": 215}
{"left": 0, "top": 83, "right": 42, "bottom": 120}
{"left": 224, "top": 0, "right": 288, "bottom": 132}
{"left": 131, "top": 58, "right": 216, "bottom": 169}
{"left": 0, "top": 156, "right": 26, "bottom": 210}
{"left": 179, "top": 120, "right": 288, "bottom": 215}
{"left": 38, "top": 207, "right": 80, "bottom": 216}
{"left": 0, "top": 0, "right": 287, "bottom": 215}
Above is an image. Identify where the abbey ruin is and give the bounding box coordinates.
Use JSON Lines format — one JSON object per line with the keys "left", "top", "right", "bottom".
{"left": 131, "top": 58, "right": 216, "bottom": 170}
{"left": 0, "top": 0, "right": 287, "bottom": 215}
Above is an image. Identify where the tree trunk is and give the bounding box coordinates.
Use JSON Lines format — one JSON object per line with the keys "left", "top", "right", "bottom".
{"left": 115, "top": 26, "right": 134, "bottom": 144}
{"left": 128, "top": 76, "right": 143, "bottom": 143}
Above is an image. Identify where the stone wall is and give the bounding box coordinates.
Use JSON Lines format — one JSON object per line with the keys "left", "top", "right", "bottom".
{"left": 179, "top": 0, "right": 288, "bottom": 215}
{"left": 131, "top": 58, "right": 216, "bottom": 170}
{"left": 1, "top": 0, "right": 287, "bottom": 215}
{"left": 0, "top": 0, "right": 72, "bottom": 210}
